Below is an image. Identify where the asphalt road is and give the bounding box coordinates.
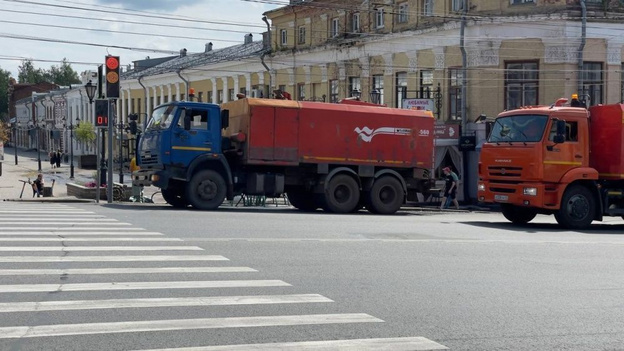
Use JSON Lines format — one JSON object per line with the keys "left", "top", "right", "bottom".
{"left": 1, "top": 202, "right": 623, "bottom": 350}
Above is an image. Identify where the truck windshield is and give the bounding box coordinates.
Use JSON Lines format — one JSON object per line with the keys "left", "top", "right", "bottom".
{"left": 146, "top": 105, "right": 177, "bottom": 131}
{"left": 488, "top": 114, "right": 548, "bottom": 143}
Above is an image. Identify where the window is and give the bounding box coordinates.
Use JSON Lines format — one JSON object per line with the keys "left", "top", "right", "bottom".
{"left": 420, "top": 70, "right": 433, "bottom": 97}
{"left": 228, "top": 89, "right": 234, "bottom": 102}
{"left": 207, "top": 91, "right": 213, "bottom": 103}
{"left": 449, "top": 69, "right": 463, "bottom": 121}
{"left": 198, "top": 92, "right": 203, "bottom": 102}
{"left": 189, "top": 109, "right": 209, "bottom": 131}
{"left": 297, "top": 83, "right": 305, "bottom": 100}
{"left": 163, "top": 96, "right": 168, "bottom": 103}
{"left": 505, "top": 61, "right": 538, "bottom": 110}
{"left": 348, "top": 77, "right": 361, "bottom": 97}
{"left": 423, "top": 0, "right": 433, "bottom": 16}
{"left": 329, "top": 80, "right": 339, "bottom": 103}
{"left": 581, "top": 62, "right": 603, "bottom": 105}
{"left": 298, "top": 26, "right": 306, "bottom": 44}
{"left": 452, "top": 0, "right": 463, "bottom": 11}
{"left": 510, "top": 0, "right": 536, "bottom": 3}
{"left": 240, "top": 87, "right": 247, "bottom": 96}
{"left": 130, "top": 98, "right": 135, "bottom": 113}
{"left": 280, "top": 29, "right": 287, "bottom": 46}
{"left": 396, "top": 72, "right": 407, "bottom": 108}
{"left": 352, "top": 13, "right": 360, "bottom": 33}
{"left": 375, "top": 8, "right": 385, "bottom": 28}
{"left": 372, "top": 75, "right": 384, "bottom": 105}
{"left": 548, "top": 121, "right": 578, "bottom": 142}
{"left": 331, "top": 18, "right": 340, "bottom": 38}
{"left": 180, "top": 94, "right": 185, "bottom": 102}
{"left": 217, "top": 90, "right": 223, "bottom": 104}
{"left": 398, "top": 3, "right": 409, "bottom": 23}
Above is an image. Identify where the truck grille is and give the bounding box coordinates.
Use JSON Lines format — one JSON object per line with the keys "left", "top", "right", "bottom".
{"left": 140, "top": 153, "right": 159, "bottom": 166}
{"left": 488, "top": 166, "right": 522, "bottom": 178}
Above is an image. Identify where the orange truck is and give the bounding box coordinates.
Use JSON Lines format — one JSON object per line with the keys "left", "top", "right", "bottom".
{"left": 478, "top": 98, "right": 624, "bottom": 229}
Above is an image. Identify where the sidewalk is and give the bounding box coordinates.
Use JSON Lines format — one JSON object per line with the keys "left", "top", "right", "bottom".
{"left": 0, "top": 147, "right": 132, "bottom": 202}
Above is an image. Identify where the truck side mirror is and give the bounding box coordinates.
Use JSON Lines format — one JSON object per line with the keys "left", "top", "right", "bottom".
{"left": 221, "top": 109, "right": 229, "bottom": 130}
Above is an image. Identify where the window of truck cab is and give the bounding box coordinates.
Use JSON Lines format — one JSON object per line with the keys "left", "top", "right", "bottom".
{"left": 488, "top": 114, "right": 548, "bottom": 143}
{"left": 146, "top": 104, "right": 176, "bottom": 131}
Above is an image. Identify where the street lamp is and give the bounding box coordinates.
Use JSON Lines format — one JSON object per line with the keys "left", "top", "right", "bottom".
{"left": 370, "top": 89, "right": 381, "bottom": 105}
{"left": 12, "top": 121, "right": 18, "bottom": 165}
{"left": 69, "top": 116, "right": 80, "bottom": 179}
{"left": 351, "top": 89, "right": 361, "bottom": 100}
{"left": 85, "top": 80, "right": 96, "bottom": 104}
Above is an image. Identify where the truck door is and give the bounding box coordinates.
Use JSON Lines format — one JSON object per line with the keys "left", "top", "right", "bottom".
{"left": 170, "top": 108, "right": 214, "bottom": 166}
{"left": 542, "top": 119, "right": 582, "bottom": 183}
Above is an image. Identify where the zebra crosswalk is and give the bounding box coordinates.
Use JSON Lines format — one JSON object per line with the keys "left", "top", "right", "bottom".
{"left": 0, "top": 203, "right": 448, "bottom": 350}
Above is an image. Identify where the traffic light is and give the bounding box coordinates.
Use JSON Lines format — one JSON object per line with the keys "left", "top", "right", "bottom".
{"left": 105, "top": 55, "right": 120, "bottom": 99}
{"left": 95, "top": 99, "right": 109, "bottom": 127}
{"left": 128, "top": 114, "right": 138, "bottom": 135}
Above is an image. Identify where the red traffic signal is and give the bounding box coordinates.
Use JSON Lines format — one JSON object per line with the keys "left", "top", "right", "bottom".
{"left": 105, "top": 55, "right": 120, "bottom": 99}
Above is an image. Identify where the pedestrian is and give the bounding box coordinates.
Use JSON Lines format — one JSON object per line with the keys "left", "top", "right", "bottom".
{"left": 32, "top": 173, "right": 44, "bottom": 198}
{"left": 440, "top": 166, "right": 460, "bottom": 210}
{"left": 49, "top": 151, "right": 56, "bottom": 169}
{"left": 55, "top": 149, "right": 62, "bottom": 168}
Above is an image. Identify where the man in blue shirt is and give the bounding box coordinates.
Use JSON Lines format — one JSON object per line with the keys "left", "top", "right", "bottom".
{"left": 440, "top": 167, "right": 459, "bottom": 210}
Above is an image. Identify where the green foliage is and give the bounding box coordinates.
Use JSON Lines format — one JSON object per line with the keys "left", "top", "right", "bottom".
{"left": 75, "top": 121, "right": 96, "bottom": 147}
{"left": 18, "top": 58, "right": 80, "bottom": 86}
{"left": 0, "top": 121, "right": 9, "bottom": 143}
{"left": 0, "top": 67, "right": 11, "bottom": 121}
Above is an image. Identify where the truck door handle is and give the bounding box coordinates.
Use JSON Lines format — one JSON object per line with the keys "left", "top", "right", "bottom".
{"left": 574, "top": 154, "right": 582, "bottom": 159}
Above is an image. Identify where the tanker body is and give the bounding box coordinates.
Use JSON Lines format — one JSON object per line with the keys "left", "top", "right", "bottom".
{"left": 478, "top": 99, "right": 624, "bottom": 229}
{"left": 137, "top": 97, "right": 434, "bottom": 214}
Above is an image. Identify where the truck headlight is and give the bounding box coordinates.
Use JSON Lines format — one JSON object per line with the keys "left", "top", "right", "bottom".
{"left": 523, "top": 187, "right": 537, "bottom": 196}
{"left": 478, "top": 183, "right": 485, "bottom": 192}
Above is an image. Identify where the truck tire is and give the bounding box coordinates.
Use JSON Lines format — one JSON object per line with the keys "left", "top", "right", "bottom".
{"left": 186, "top": 170, "right": 226, "bottom": 210}
{"left": 322, "top": 174, "right": 360, "bottom": 213}
{"left": 554, "top": 185, "right": 595, "bottom": 230}
{"left": 161, "top": 187, "right": 188, "bottom": 208}
{"left": 287, "top": 190, "right": 318, "bottom": 211}
{"left": 365, "top": 176, "right": 404, "bottom": 214}
{"left": 501, "top": 204, "right": 537, "bottom": 224}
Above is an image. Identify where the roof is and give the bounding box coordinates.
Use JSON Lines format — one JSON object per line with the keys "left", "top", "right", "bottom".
{"left": 122, "top": 41, "right": 267, "bottom": 80}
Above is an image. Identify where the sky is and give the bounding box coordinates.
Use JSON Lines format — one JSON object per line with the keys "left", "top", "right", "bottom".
{"left": 0, "top": 0, "right": 283, "bottom": 80}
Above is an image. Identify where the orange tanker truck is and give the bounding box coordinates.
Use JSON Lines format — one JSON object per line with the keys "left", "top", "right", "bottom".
{"left": 478, "top": 97, "right": 624, "bottom": 229}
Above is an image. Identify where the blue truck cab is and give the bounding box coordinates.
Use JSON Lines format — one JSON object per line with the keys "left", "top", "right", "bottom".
{"left": 136, "top": 101, "right": 231, "bottom": 209}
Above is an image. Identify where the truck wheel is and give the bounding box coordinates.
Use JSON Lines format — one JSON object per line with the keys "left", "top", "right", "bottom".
{"left": 554, "top": 185, "right": 595, "bottom": 230}
{"left": 501, "top": 204, "right": 537, "bottom": 224}
{"left": 287, "top": 191, "right": 318, "bottom": 211}
{"left": 365, "top": 176, "right": 404, "bottom": 215}
{"left": 186, "top": 170, "right": 226, "bottom": 210}
{"left": 322, "top": 174, "right": 360, "bottom": 213}
{"left": 161, "top": 188, "right": 188, "bottom": 208}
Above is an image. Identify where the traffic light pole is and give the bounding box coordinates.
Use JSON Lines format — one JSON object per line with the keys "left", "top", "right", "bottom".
{"left": 107, "top": 99, "right": 114, "bottom": 203}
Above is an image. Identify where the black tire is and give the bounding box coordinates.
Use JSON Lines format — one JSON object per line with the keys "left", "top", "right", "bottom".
{"left": 554, "top": 185, "right": 595, "bottom": 230}
{"left": 365, "top": 176, "right": 404, "bottom": 215}
{"left": 500, "top": 204, "right": 537, "bottom": 224}
{"left": 186, "top": 170, "right": 226, "bottom": 210}
{"left": 286, "top": 190, "right": 318, "bottom": 211}
{"left": 321, "top": 174, "right": 360, "bottom": 213}
{"left": 161, "top": 187, "right": 188, "bottom": 208}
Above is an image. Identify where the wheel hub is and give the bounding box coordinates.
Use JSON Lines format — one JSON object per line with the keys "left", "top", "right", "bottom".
{"left": 567, "top": 195, "right": 589, "bottom": 220}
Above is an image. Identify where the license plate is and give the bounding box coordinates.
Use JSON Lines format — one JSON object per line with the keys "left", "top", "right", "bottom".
{"left": 494, "top": 194, "right": 509, "bottom": 202}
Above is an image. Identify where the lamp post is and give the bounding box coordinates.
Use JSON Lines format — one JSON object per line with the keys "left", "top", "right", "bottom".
{"left": 370, "top": 89, "right": 381, "bottom": 105}
{"left": 351, "top": 89, "right": 361, "bottom": 100}
{"left": 13, "top": 122, "right": 18, "bottom": 165}
{"left": 118, "top": 120, "right": 124, "bottom": 184}
{"left": 69, "top": 116, "right": 80, "bottom": 179}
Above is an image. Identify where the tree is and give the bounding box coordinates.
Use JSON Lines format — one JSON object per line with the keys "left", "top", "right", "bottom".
{"left": 0, "top": 121, "right": 9, "bottom": 143}
{"left": 18, "top": 59, "right": 47, "bottom": 84}
{"left": 0, "top": 67, "right": 11, "bottom": 121}
{"left": 46, "top": 58, "right": 81, "bottom": 86}
{"left": 74, "top": 121, "right": 96, "bottom": 150}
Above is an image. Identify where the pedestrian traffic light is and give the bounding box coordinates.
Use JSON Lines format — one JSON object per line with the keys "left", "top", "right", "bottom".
{"left": 95, "top": 99, "right": 109, "bottom": 127}
{"left": 105, "top": 55, "right": 120, "bottom": 99}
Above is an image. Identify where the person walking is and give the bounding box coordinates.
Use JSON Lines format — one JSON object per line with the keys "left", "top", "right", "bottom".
{"left": 49, "top": 151, "right": 56, "bottom": 169}
{"left": 55, "top": 149, "right": 62, "bottom": 168}
{"left": 440, "top": 166, "right": 460, "bottom": 210}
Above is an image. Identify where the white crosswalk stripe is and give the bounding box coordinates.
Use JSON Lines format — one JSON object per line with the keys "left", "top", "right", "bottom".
{"left": 135, "top": 337, "right": 449, "bottom": 351}
{"left": 0, "top": 203, "right": 447, "bottom": 350}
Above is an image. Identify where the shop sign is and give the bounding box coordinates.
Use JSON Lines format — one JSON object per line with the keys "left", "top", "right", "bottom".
{"left": 434, "top": 124, "right": 460, "bottom": 139}
{"left": 403, "top": 98, "right": 434, "bottom": 111}
{"left": 459, "top": 135, "right": 476, "bottom": 151}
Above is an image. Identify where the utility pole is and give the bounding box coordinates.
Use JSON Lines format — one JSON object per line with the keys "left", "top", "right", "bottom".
{"left": 459, "top": 0, "right": 469, "bottom": 203}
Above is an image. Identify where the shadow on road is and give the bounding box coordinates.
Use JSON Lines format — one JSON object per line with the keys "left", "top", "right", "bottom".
{"left": 463, "top": 220, "right": 624, "bottom": 234}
